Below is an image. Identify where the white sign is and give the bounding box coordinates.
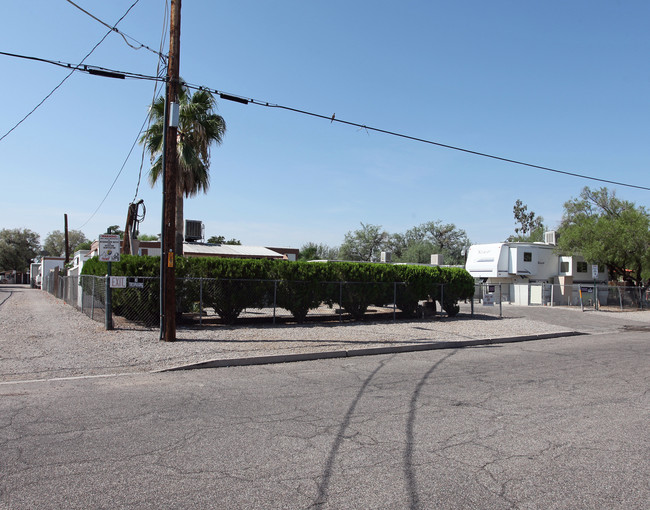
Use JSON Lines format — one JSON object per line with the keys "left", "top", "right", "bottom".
{"left": 483, "top": 293, "right": 495, "bottom": 306}
{"left": 110, "top": 276, "right": 127, "bottom": 288}
{"left": 592, "top": 264, "right": 599, "bottom": 279}
{"left": 99, "top": 234, "right": 121, "bottom": 262}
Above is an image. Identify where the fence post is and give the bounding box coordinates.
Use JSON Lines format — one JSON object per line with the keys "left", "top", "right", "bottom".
{"left": 440, "top": 284, "right": 444, "bottom": 317}
{"left": 199, "top": 278, "right": 203, "bottom": 326}
{"left": 339, "top": 282, "right": 343, "bottom": 323}
{"left": 105, "top": 268, "right": 113, "bottom": 330}
{"left": 579, "top": 286, "right": 584, "bottom": 312}
{"left": 393, "top": 282, "right": 397, "bottom": 322}
{"left": 619, "top": 286, "right": 623, "bottom": 311}
{"left": 91, "top": 277, "right": 95, "bottom": 320}
{"left": 273, "top": 280, "right": 277, "bottom": 325}
{"left": 499, "top": 283, "right": 503, "bottom": 318}
{"left": 550, "top": 284, "right": 554, "bottom": 307}
{"left": 595, "top": 285, "right": 599, "bottom": 311}
{"left": 471, "top": 285, "right": 475, "bottom": 317}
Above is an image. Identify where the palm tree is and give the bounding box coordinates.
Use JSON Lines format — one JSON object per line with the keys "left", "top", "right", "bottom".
{"left": 140, "top": 84, "right": 226, "bottom": 254}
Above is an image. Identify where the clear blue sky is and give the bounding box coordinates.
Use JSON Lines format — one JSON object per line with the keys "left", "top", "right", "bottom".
{"left": 2, "top": 0, "right": 649, "bottom": 249}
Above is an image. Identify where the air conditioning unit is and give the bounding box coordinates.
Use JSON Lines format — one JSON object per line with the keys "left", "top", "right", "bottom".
{"left": 184, "top": 220, "right": 204, "bottom": 242}
{"left": 544, "top": 231, "right": 557, "bottom": 245}
{"left": 380, "top": 251, "right": 392, "bottom": 263}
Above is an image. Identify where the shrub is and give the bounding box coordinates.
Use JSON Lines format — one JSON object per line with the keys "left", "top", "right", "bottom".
{"left": 271, "top": 261, "right": 335, "bottom": 323}
{"left": 81, "top": 255, "right": 475, "bottom": 323}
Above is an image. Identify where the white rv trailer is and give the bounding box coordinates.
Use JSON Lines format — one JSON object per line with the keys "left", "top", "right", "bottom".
{"left": 465, "top": 237, "right": 606, "bottom": 305}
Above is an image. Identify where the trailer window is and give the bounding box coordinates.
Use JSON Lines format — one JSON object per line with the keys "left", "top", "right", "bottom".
{"left": 560, "top": 261, "right": 569, "bottom": 273}
{"left": 577, "top": 261, "right": 588, "bottom": 272}
{"left": 523, "top": 252, "right": 532, "bottom": 262}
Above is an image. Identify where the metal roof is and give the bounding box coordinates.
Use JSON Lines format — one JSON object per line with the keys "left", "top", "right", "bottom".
{"left": 182, "top": 243, "right": 284, "bottom": 259}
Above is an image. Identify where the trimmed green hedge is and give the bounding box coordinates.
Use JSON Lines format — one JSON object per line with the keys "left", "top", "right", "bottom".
{"left": 81, "top": 255, "right": 475, "bottom": 324}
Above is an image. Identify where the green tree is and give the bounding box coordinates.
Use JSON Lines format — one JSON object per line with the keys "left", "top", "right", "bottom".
{"left": 557, "top": 187, "right": 650, "bottom": 285}
{"left": 400, "top": 241, "right": 437, "bottom": 264}
{"left": 43, "top": 229, "right": 88, "bottom": 256}
{"left": 207, "top": 235, "right": 241, "bottom": 245}
{"left": 137, "top": 234, "right": 159, "bottom": 241}
{"left": 0, "top": 228, "right": 40, "bottom": 271}
{"left": 419, "top": 221, "right": 469, "bottom": 264}
{"left": 338, "top": 223, "right": 388, "bottom": 262}
{"left": 508, "top": 199, "right": 545, "bottom": 242}
{"left": 384, "top": 233, "right": 407, "bottom": 260}
{"left": 141, "top": 84, "right": 226, "bottom": 254}
{"left": 390, "top": 221, "right": 469, "bottom": 264}
{"left": 299, "top": 242, "right": 339, "bottom": 261}
{"left": 106, "top": 225, "right": 124, "bottom": 238}
{"left": 75, "top": 241, "right": 92, "bottom": 251}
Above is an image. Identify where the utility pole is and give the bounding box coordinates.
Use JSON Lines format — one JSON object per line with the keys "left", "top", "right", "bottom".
{"left": 162, "top": 0, "right": 181, "bottom": 342}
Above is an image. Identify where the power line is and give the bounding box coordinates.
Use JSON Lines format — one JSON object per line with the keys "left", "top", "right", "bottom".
{"left": 78, "top": 1, "right": 171, "bottom": 229}
{"left": 0, "top": 0, "right": 142, "bottom": 143}
{"left": 183, "top": 84, "right": 650, "bottom": 193}
{"left": 3, "top": 46, "right": 648, "bottom": 193}
{"left": 75, "top": 115, "right": 150, "bottom": 230}
{"left": 0, "top": 51, "right": 165, "bottom": 83}
{"left": 132, "top": 0, "right": 170, "bottom": 203}
{"left": 63, "top": 0, "right": 165, "bottom": 60}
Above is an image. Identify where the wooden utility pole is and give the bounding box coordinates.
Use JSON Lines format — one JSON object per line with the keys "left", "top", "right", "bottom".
{"left": 162, "top": 0, "right": 181, "bottom": 341}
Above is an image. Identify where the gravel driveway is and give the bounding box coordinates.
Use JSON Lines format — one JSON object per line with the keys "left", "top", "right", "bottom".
{"left": 2, "top": 284, "right": 647, "bottom": 382}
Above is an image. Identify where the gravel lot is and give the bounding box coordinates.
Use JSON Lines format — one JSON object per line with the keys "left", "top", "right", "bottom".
{"left": 2, "top": 284, "right": 648, "bottom": 382}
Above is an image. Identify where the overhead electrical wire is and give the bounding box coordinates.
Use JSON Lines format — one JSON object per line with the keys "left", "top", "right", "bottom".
{"left": 77, "top": 1, "right": 170, "bottom": 230}
{"left": 2, "top": 48, "right": 648, "bottom": 193}
{"left": 0, "top": 51, "right": 165, "bottom": 82}
{"left": 0, "top": 0, "right": 143, "bottom": 143}
{"left": 75, "top": 116, "right": 151, "bottom": 230}
{"left": 63, "top": 0, "right": 165, "bottom": 60}
{"left": 132, "top": 0, "right": 170, "bottom": 203}
{"left": 182, "top": 83, "right": 650, "bottom": 193}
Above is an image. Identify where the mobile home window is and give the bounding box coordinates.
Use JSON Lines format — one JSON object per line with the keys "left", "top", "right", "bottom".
{"left": 523, "top": 252, "right": 532, "bottom": 262}
{"left": 560, "top": 261, "right": 569, "bottom": 273}
{"left": 577, "top": 261, "right": 588, "bottom": 272}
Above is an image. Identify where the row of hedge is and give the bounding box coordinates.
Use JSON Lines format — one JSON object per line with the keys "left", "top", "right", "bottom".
{"left": 81, "top": 255, "right": 475, "bottom": 324}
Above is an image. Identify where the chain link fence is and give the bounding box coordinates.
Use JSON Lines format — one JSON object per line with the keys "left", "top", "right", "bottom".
{"left": 546, "top": 283, "right": 649, "bottom": 310}
{"left": 43, "top": 275, "right": 460, "bottom": 329}
{"left": 462, "top": 283, "right": 504, "bottom": 318}
{"left": 465, "top": 282, "right": 648, "bottom": 314}
{"left": 42, "top": 274, "right": 649, "bottom": 330}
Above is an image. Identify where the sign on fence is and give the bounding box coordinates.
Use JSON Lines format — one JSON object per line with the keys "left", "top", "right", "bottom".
{"left": 483, "top": 293, "right": 495, "bottom": 306}
{"left": 99, "top": 234, "right": 121, "bottom": 262}
{"left": 128, "top": 277, "right": 144, "bottom": 288}
{"left": 110, "top": 276, "right": 127, "bottom": 288}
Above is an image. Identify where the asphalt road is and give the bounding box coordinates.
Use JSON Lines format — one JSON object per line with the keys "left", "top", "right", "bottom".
{"left": 1, "top": 332, "right": 648, "bottom": 509}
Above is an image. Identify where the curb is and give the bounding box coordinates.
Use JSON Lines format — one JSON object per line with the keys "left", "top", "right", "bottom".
{"left": 157, "top": 331, "right": 585, "bottom": 372}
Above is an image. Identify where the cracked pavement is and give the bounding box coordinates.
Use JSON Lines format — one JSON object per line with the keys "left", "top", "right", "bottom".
{"left": 1, "top": 330, "right": 648, "bottom": 509}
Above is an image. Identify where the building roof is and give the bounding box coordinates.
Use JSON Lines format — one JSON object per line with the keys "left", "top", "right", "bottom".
{"left": 182, "top": 243, "right": 284, "bottom": 259}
